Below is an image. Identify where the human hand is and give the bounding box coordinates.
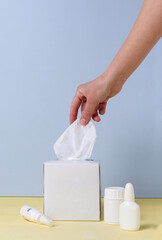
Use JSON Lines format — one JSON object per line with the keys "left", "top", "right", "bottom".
{"left": 70, "top": 70, "right": 124, "bottom": 126}
{"left": 70, "top": 0, "right": 162, "bottom": 126}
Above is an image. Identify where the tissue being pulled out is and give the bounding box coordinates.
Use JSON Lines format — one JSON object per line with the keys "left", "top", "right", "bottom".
{"left": 54, "top": 120, "right": 96, "bottom": 160}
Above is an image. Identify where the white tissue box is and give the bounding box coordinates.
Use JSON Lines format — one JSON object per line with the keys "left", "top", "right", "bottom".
{"left": 43, "top": 160, "right": 100, "bottom": 221}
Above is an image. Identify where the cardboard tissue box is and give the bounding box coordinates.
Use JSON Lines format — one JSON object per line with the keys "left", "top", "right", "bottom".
{"left": 44, "top": 159, "right": 100, "bottom": 220}
{"left": 43, "top": 120, "right": 101, "bottom": 220}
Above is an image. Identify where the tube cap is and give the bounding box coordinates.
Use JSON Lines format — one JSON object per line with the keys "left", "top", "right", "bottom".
{"left": 104, "top": 187, "right": 124, "bottom": 200}
{"left": 38, "top": 215, "right": 54, "bottom": 227}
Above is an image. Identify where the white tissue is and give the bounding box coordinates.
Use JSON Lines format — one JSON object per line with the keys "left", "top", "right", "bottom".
{"left": 54, "top": 120, "right": 96, "bottom": 160}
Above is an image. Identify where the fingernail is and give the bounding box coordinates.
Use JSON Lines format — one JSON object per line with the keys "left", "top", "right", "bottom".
{"left": 80, "top": 118, "right": 87, "bottom": 126}
{"left": 100, "top": 110, "right": 105, "bottom": 115}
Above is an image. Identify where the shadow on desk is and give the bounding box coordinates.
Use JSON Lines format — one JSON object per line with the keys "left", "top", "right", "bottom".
{"left": 140, "top": 224, "right": 158, "bottom": 231}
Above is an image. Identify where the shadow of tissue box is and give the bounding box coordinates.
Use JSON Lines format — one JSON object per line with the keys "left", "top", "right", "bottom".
{"left": 43, "top": 159, "right": 101, "bottom": 221}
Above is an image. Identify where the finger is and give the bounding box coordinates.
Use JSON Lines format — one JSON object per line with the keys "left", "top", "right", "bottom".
{"left": 92, "top": 106, "right": 101, "bottom": 122}
{"left": 82, "top": 101, "right": 100, "bottom": 122}
{"left": 98, "top": 102, "right": 108, "bottom": 115}
{"left": 81, "top": 100, "right": 86, "bottom": 113}
{"left": 70, "top": 95, "right": 82, "bottom": 124}
{"left": 92, "top": 112, "right": 101, "bottom": 122}
{"left": 93, "top": 115, "right": 101, "bottom": 122}
{"left": 80, "top": 99, "right": 97, "bottom": 126}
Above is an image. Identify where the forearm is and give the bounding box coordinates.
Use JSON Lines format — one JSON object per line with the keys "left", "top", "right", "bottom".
{"left": 105, "top": 0, "right": 162, "bottom": 85}
{"left": 70, "top": 0, "right": 162, "bottom": 125}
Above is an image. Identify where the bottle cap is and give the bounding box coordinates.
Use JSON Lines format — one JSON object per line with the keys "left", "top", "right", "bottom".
{"left": 104, "top": 187, "right": 124, "bottom": 200}
{"left": 124, "top": 183, "right": 135, "bottom": 201}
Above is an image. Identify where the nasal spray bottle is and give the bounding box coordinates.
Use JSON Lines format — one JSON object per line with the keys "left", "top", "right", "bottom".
{"left": 119, "top": 183, "right": 140, "bottom": 231}
{"left": 20, "top": 205, "right": 54, "bottom": 227}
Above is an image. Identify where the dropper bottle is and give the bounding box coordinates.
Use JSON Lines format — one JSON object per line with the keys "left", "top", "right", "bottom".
{"left": 20, "top": 205, "right": 54, "bottom": 227}
{"left": 119, "top": 183, "right": 140, "bottom": 231}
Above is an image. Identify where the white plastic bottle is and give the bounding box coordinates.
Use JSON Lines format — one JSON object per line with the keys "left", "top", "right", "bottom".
{"left": 119, "top": 183, "right": 140, "bottom": 231}
{"left": 20, "top": 205, "right": 54, "bottom": 227}
{"left": 104, "top": 187, "right": 124, "bottom": 224}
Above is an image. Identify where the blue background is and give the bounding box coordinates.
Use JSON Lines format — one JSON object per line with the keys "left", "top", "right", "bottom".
{"left": 0, "top": 0, "right": 162, "bottom": 197}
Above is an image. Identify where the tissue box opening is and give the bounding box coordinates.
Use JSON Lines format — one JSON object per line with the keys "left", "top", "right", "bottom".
{"left": 43, "top": 160, "right": 101, "bottom": 221}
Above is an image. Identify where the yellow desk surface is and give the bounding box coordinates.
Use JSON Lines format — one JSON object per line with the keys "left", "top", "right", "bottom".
{"left": 0, "top": 197, "right": 162, "bottom": 240}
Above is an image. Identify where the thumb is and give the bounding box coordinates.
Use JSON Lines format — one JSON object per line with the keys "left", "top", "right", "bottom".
{"left": 80, "top": 100, "right": 97, "bottom": 126}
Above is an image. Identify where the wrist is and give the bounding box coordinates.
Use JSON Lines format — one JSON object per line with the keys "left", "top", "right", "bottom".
{"left": 102, "top": 62, "right": 125, "bottom": 92}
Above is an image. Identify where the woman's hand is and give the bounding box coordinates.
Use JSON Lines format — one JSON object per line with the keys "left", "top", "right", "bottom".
{"left": 70, "top": 70, "right": 123, "bottom": 125}
{"left": 70, "top": 0, "right": 162, "bottom": 126}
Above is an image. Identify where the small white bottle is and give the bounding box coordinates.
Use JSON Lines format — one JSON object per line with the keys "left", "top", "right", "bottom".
{"left": 104, "top": 187, "right": 124, "bottom": 224}
{"left": 119, "top": 183, "right": 140, "bottom": 231}
{"left": 20, "top": 205, "right": 54, "bottom": 227}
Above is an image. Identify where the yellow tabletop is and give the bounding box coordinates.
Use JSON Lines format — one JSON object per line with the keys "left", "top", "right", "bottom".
{"left": 0, "top": 197, "right": 162, "bottom": 240}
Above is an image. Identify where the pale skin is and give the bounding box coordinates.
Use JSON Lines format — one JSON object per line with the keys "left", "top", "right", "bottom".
{"left": 70, "top": 0, "right": 162, "bottom": 126}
